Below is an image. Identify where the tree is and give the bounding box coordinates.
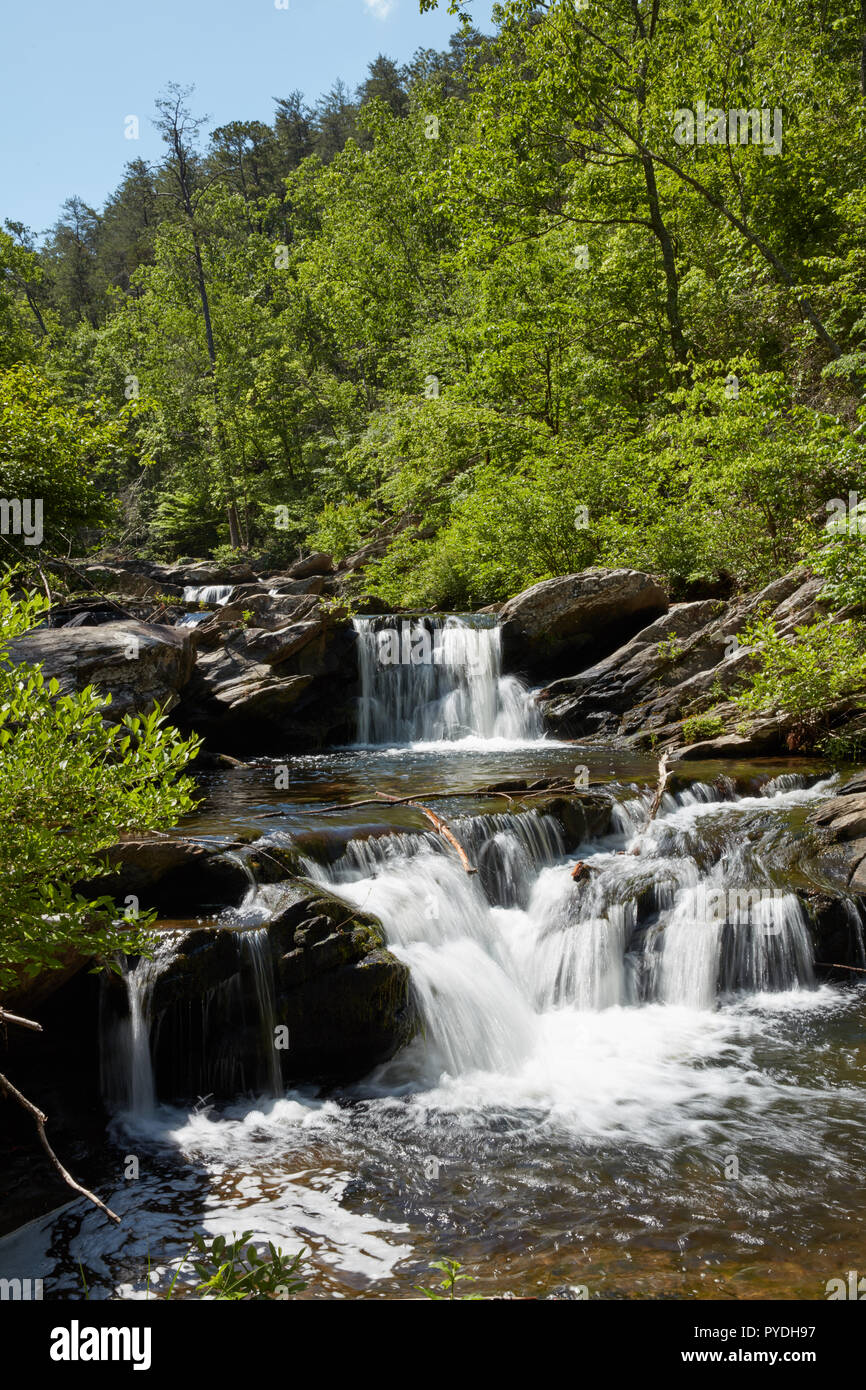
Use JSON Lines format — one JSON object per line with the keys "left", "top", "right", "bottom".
{"left": 0, "top": 364, "right": 121, "bottom": 550}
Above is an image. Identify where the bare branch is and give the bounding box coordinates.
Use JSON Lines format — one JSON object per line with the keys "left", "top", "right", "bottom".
{"left": 0, "top": 1071, "right": 121, "bottom": 1224}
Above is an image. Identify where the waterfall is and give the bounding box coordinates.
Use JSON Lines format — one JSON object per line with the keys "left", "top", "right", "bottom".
{"left": 352, "top": 615, "right": 541, "bottom": 745}
{"left": 182, "top": 584, "right": 235, "bottom": 606}
{"left": 102, "top": 934, "right": 179, "bottom": 1115}
{"left": 306, "top": 781, "right": 828, "bottom": 1085}
{"left": 240, "top": 929, "right": 282, "bottom": 1097}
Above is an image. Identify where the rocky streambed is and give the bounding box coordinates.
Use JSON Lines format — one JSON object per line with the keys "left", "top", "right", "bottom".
{"left": 2, "top": 558, "right": 866, "bottom": 1299}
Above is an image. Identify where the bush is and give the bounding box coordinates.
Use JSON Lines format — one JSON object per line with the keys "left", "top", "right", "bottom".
{"left": 733, "top": 615, "right": 866, "bottom": 745}
{"left": 0, "top": 583, "right": 201, "bottom": 995}
{"left": 682, "top": 713, "right": 726, "bottom": 743}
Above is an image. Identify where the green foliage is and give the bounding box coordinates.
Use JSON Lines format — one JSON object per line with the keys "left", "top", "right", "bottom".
{"left": 415, "top": 1258, "right": 483, "bottom": 1301}
{"left": 185, "top": 1231, "right": 307, "bottom": 1301}
{"left": 682, "top": 713, "right": 726, "bottom": 743}
{"left": 0, "top": 365, "right": 120, "bottom": 549}
{"left": 3, "top": 5, "right": 864, "bottom": 599}
{"left": 657, "top": 635, "right": 686, "bottom": 664}
{"left": 809, "top": 516, "right": 866, "bottom": 611}
{"left": 307, "top": 498, "right": 381, "bottom": 563}
{"left": 0, "top": 584, "right": 201, "bottom": 996}
{"left": 733, "top": 615, "right": 866, "bottom": 742}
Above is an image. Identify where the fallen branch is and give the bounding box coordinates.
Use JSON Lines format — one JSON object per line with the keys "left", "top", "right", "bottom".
{"left": 815, "top": 961, "right": 866, "bottom": 974}
{"left": 375, "top": 792, "right": 478, "bottom": 874}
{"left": 277, "top": 783, "right": 600, "bottom": 819}
{"left": 648, "top": 747, "right": 673, "bottom": 822}
{"left": 0, "top": 1069, "right": 121, "bottom": 1224}
{"left": 0, "top": 1008, "right": 43, "bottom": 1033}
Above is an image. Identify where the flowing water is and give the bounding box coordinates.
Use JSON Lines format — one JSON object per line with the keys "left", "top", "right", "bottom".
{"left": 3, "top": 616, "right": 866, "bottom": 1301}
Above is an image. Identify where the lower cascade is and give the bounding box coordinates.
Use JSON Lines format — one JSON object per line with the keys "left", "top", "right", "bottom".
{"left": 104, "top": 783, "right": 830, "bottom": 1115}
{"left": 352, "top": 614, "right": 541, "bottom": 744}
{"left": 306, "top": 783, "right": 823, "bottom": 1081}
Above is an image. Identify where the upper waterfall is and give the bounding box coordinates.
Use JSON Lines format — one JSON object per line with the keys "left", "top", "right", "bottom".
{"left": 352, "top": 615, "right": 542, "bottom": 745}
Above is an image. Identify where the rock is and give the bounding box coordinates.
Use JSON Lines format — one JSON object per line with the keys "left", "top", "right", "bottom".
{"left": 668, "top": 720, "right": 784, "bottom": 760}
{"left": 799, "top": 890, "right": 866, "bottom": 976}
{"left": 80, "top": 566, "right": 183, "bottom": 601}
{"left": 159, "top": 562, "right": 258, "bottom": 586}
{"left": 177, "top": 613, "right": 358, "bottom": 751}
{"left": 286, "top": 552, "right": 334, "bottom": 579}
{"left": 539, "top": 600, "right": 721, "bottom": 737}
{"left": 7, "top": 621, "right": 195, "bottom": 720}
{"left": 500, "top": 568, "right": 668, "bottom": 675}
{"left": 105, "top": 880, "right": 417, "bottom": 1094}
{"left": 266, "top": 576, "right": 327, "bottom": 597}
{"left": 76, "top": 836, "right": 252, "bottom": 913}
{"left": 537, "top": 565, "right": 832, "bottom": 752}
{"left": 810, "top": 793, "right": 866, "bottom": 839}
{"left": 193, "top": 593, "right": 321, "bottom": 642}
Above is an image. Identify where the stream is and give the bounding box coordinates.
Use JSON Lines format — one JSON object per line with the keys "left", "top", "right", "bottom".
{"left": 2, "top": 615, "right": 865, "bottom": 1301}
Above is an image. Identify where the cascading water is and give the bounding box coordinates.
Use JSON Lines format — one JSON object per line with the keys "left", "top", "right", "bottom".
{"left": 240, "top": 929, "right": 282, "bottom": 1097}
{"left": 307, "top": 781, "right": 827, "bottom": 1086}
{"left": 352, "top": 615, "right": 541, "bottom": 745}
{"left": 182, "top": 584, "right": 235, "bottom": 606}
{"left": 102, "top": 934, "right": 179, "bottom": 1115}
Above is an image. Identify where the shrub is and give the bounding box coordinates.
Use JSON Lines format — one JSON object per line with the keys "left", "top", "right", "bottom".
{"left": 733, "top": 616, "right": 866, "bottom": 744}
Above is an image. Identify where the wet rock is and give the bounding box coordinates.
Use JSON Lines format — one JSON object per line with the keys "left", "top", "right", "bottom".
{"left": 122, "top": 880, "right": 417, "bottom": 1094}
{"left": 799, "top": 890, "right": 866, "bottom": 977}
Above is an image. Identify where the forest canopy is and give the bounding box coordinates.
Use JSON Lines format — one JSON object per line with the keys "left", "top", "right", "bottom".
{"left": 2, "top": 1, "right": 865, "bottom": 607}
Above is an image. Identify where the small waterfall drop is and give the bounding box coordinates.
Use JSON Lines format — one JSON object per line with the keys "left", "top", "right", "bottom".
{"left": 240, "top": 929, "right": 282, "bottom": 1097}
{"left": 103, "top": 934, "right": 179, "bottom": 1116}
{"left": 182, "top": 584, "right": 235, "bottom": 606}
{"left": 352, "top": 615, "right": 541, "bottom": 745}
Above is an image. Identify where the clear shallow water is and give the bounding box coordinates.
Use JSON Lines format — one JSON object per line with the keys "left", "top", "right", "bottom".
{"left": 3, "top": 753, "right": 864, "bottom": 1302}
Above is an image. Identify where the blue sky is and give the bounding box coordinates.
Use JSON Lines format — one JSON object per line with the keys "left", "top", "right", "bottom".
{"left": 0, "top": 0, "right": 495, "bottom": 237}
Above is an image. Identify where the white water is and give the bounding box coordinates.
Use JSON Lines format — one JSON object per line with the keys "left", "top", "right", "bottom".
{"left": 102, "top": 935, "right": 179, "bottom": 1115}
{"left": 353, "top": 616, "right": 541, "bottom": 745}
{"left": 240, "top": 929, "right": 282, "bottom": 1098}
{"left": 307, "top": 782, "right": 829, "bottom": 1088}
{"left": 182, "top": 584, "right": 235, "bottom": 606}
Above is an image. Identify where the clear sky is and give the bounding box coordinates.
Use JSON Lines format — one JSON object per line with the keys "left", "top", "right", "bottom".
{"left": 0, "top": 0, "right": 495, "bottom": 238}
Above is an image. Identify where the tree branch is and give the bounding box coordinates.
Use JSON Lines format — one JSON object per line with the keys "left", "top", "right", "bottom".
{"left": 0, "top": 1069, "right": 121, "bottom": 1224}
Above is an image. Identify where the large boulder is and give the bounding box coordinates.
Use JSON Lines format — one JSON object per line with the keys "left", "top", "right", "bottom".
{"left": 500, "top": 568, "right": 668, "bottom": 675}
{"left": 102, "top": 880, "right": 417, "bottom": 1095}
{"left": 178, "top": 608, "right": 358, "bottom": 751}
{"left": 285, "top": 552, "right": 334, "bottom": 580}
{"left": 537, "top": 568, "right": 829, "bottom": 750}
{"left": 77, "top": 836, "right": 252, "bottom": 914}
{"left": 807, "top": 774, "right": 866, "bottom": 893}
{"left": 7, "top": 621, "right": 195, "bottom": 719}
